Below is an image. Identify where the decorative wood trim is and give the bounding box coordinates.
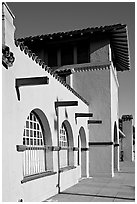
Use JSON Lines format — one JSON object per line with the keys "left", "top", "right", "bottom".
{"left": 21, "top": 171, "right": 57, "bottom": 184}
{"left": 15, "top": 76, "right": 49, "bottom": 101}
{"left": 89, "top": 142, "right": 113, "bottom": 146}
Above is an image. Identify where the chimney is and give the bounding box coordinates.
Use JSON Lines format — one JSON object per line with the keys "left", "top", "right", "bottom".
{"left": 2, "top": 2, "right": 15, "bottom": 45}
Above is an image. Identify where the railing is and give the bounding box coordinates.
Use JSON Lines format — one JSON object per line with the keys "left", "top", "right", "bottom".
{"left": 23, "top": 147, "right": 45, "bottom": 177}
{"left": 16, "top": 144, "right": 79, "bottom": 178}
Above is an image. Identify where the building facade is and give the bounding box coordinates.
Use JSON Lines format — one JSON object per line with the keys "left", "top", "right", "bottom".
{"left": 2, "top": 3, "right": 130, "bottom": 202}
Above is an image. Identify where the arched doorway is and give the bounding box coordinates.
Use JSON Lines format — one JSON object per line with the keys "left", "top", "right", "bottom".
{"left": 79, "top": 127, "right": 87, "bottom": 178}
{"left": 114, "top": 121, "right": 119, "bottom": 172}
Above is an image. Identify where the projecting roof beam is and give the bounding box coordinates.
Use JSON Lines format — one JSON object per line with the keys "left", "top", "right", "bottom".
{"left": 112, "top": 44, "right": 129, "bottom": 51}
{"left": 115, "top": 52, "right": 130, "bottom": 60}
{"left": 111, "top": 30, "right": 126, "bottom": 35}
{"left": 111, "top": 33, "right": 127, "bottom": 38}
{"left": 117, "top": 60, "right": 130, "bottom": 68}
{"left": 112, "top": 46, "right": 129, "bottom": 54}
{"left": 115, "top": 63, "right": 129, "bottom": 71}
{"left": 115, "top": 55, "right": 130, "bottom": 63}
{"left": 111, "top": 38, "right": 128, "bottom": 42}
{"left": 112, "top": 41, "right": 128, "bottom": 46}
{"left": 113, "top": 48, "right": 129, "bottom": 57}
{"left": 117, "top": 58, "right": 130, "bottom": 65}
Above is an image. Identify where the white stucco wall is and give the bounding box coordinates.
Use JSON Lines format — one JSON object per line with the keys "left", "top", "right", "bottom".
{"left": 110, "top": 64, "right": 119, "bottom": 172}
{"left": 2, "top": 3, "right": 89, "bottom": 201}
{"left": 73, "top": 68, "right": 114, "bottom": 177}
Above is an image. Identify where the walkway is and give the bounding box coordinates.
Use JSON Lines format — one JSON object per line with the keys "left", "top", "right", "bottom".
{"left": 44, "top": 161, "right": 135, "bottom": 202}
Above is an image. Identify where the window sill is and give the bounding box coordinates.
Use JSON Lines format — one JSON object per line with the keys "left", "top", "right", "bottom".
{"left": 21, "top": 171, "right": 57, "bottom": 184}
{"left": 59, "top": 166, "right": 76, "bottom": 173}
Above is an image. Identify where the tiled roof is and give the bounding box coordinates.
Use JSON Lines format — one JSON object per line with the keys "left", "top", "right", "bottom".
{"left": 15, "top": 40, "right": 89, "bottom": 106}
{"left": 17, "top": 23, "right": 130, "bottom": 72}
{"left": 54, "top": 62, "right": 111, "bottom": 74}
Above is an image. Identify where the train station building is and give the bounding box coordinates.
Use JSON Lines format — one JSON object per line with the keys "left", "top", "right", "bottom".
{"left": 2, "top": 3, "right": 131, "bottom": 202}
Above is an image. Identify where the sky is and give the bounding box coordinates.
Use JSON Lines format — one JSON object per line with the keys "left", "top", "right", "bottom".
{"left": 7, "top": 1, "right": 135, "bottom": 124}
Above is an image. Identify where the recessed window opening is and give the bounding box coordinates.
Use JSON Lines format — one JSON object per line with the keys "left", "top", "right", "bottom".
{"left": 23, "top": 111, "right": 46, "bottom": 177}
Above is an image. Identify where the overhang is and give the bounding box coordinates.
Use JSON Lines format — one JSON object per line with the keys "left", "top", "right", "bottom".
{"left": 17, "top": 24, "right": 130, "bottom": 72}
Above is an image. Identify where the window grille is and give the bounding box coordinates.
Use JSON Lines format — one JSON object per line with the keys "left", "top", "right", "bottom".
{"left": 23, "top": 112, "right": 46, "bottom": 177}
{"left": 59, "top": 123, "right": 69, "bottom": 167}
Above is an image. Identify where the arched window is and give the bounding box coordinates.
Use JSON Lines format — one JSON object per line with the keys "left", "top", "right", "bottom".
{"left": 59, "top": 123, "right": 69, "bottom": 168}
{"left": 59, "top": 121, "right": 74, "bottom": 169}
{"left": 23, "top": 111, "right": 46, "bottom": 177}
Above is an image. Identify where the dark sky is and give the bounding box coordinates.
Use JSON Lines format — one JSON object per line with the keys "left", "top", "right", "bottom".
{"left": 7, "top": 2, "right": 135, "bottom": 123}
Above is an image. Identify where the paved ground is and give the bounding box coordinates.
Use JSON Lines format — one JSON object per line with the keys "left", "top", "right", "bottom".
{"left": 44, "top": 161, "right": 135, "bottom": 202}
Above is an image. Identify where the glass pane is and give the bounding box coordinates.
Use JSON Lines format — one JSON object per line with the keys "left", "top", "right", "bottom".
{"left": 34, "top": 131, "right": 36, "bottom": 137}
{"left": 23, "top": 138, "right": 25, "bottom": 145}
{"left": 26, "top": 129, "right": 29, "bottom": 136}
{"left": 30, "top": 122, "right": 33, "bottom": 129}
{"left": 30, "top": 139, "right": 33, "bottom": 145}
{"left": 30, "top": 130, "right": 33, "bottom": 137}
{"left": 26, "top": 121, "right": 29, "bottom": 128}
{"left": 37, "top": 131, "right": 39, "bottom": 138}
{"left": 34, "top": 123, "right": 36, "bottom": 129}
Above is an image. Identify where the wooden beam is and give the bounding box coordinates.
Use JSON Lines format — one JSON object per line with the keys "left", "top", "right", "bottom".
{"left": 75, "top": 113, "right": 93, "bottom": 119}
{"left": 16, "top": 76, "right": 49, "bottom": 87}
{"left": 16, "top": 145, "right": 60, "bottom": 152}
{"left": 88, "top": 120, "right": 102, "bottom": 124}
{"left": 89, "top": 142, "right": 113, "bottom": 146}
{"left": 15, "top": 76, "right": 49, "bottom": 101}
{"left": 55, "top": 101, "right": 78, "bottom": 109}
{"left": 81, "top": 147, "right": 89, "bottom": 151}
